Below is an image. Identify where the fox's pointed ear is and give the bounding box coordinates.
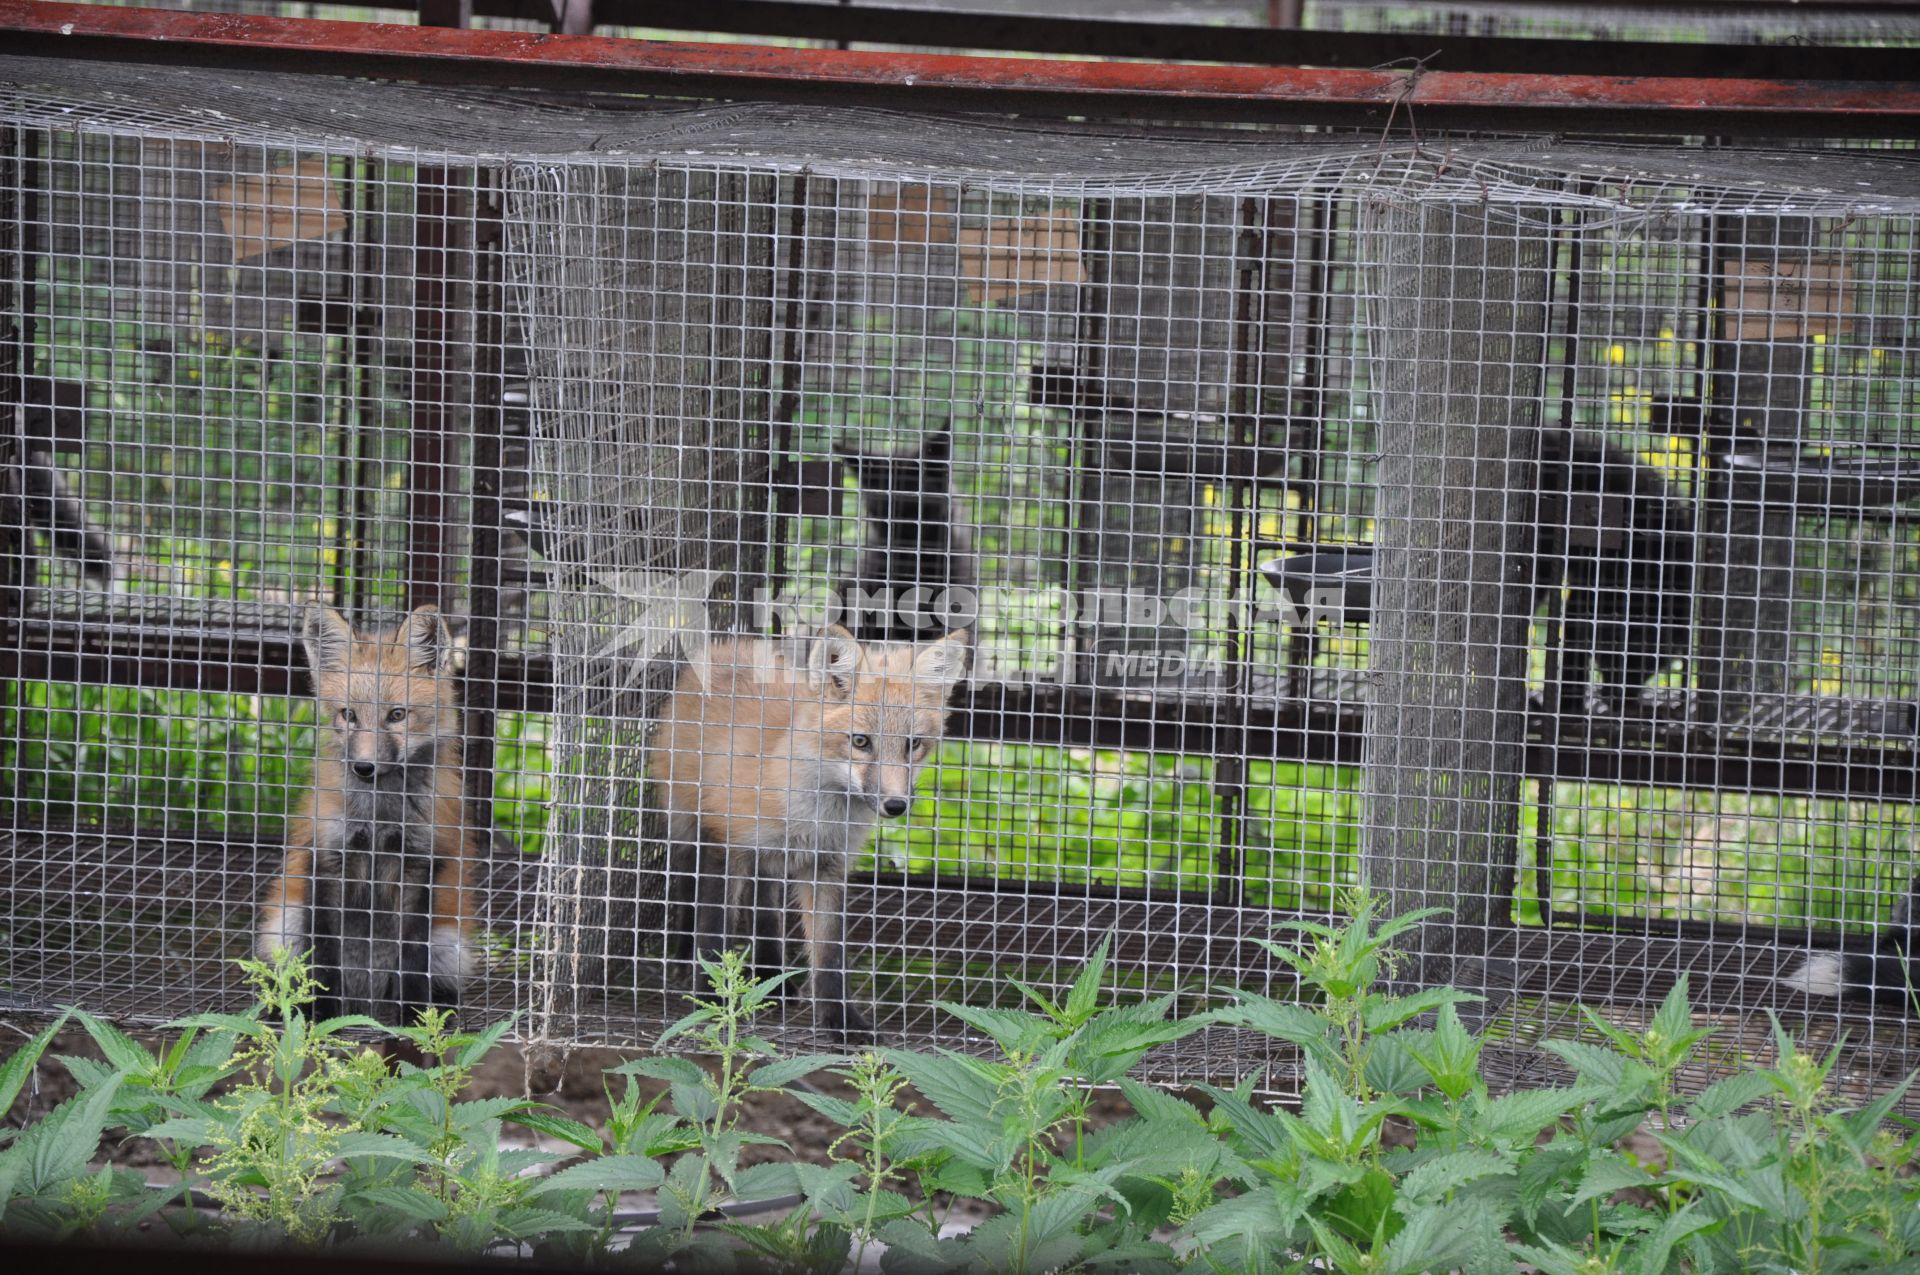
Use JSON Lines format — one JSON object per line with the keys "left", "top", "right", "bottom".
{"left": 302, "top": 605, "right": 354, "bottom": 673}
{"left": 923, "top": 429, "right": 952, "bottom": 462}
{"left": 402, "top": 604, "right": 452, "bottom": 672}
{"left": 912, "top": 629, "right": 971, "bottom": 691}
{"left": 806, "top": 623, "right": 862, "bottom": 696}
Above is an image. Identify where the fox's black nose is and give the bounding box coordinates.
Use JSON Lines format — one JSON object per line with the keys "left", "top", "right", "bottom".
{"left": 879, "top": 797, "right": 910, "bottom": 818}
{"left": 351, "top": 760, "right": 378, "bottom": 781}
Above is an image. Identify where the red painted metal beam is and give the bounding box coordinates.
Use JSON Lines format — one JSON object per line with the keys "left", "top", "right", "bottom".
{"left": 0, "top": 1, "right": 1915, "bottom": 135}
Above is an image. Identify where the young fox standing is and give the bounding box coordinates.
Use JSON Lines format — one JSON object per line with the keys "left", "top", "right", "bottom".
{"left": 254, "top": 604, "right": 479, "bottom": 1024}
{"left": 650, "top": 625, "right": 969, "bottom": 1041}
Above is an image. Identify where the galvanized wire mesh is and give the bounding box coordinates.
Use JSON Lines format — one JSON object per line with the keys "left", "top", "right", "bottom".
{"left": 5, "top": 58, "right": 1920, "bottom": 1104}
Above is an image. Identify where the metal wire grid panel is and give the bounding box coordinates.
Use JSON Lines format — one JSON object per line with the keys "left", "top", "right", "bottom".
{"left": 4, "top": 63, "right": 1920, "bottom": 1103}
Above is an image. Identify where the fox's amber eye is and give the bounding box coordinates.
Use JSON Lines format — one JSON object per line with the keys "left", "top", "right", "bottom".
{"left": 338, "top": 708, "right": 357, "bottom": 726}
{"left": 909, "top": 738, "right": 928, "bottom": 758}
{"left": 850, "top": 733, "right": 873, "bottom": 752}
{"left": 387, "top": 707, "right": 409, "bottom": 724}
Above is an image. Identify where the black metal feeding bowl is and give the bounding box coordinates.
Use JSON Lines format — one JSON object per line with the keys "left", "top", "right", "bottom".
{"left": 1259, "top": 549, "right": 1374, "bottom": 625}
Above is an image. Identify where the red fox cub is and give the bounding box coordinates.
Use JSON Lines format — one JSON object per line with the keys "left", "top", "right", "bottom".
{"left": 254, "top": 604, "right": 479, "bottom": 1024}
{"left": 650, "top": 625, "right": 969, "bottom": 1041}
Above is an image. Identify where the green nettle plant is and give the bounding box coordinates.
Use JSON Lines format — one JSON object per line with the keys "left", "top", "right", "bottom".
{"left": 2, "top": 895, "right": 1920, "bottom": 1272}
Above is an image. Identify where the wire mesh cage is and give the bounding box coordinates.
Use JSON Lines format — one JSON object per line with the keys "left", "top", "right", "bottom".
{"left": 5, "top": 54, "right": 1920, "bottom": 1104}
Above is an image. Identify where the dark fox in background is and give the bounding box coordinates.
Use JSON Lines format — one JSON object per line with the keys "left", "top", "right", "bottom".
{"left": 18, "top": 379, "right": 116, "bottom": 588}
{"left": 254, "top": 604, "right": 479, "bottom": 1023}
{"left": 1781, "top": 885, "right": 1920, "bottom": 1009}
{"left": 1534, "top": 433, "right": 1697, "bottom": 713}
{"left": 835, "top": 429, "right": 978, "bottom": 644}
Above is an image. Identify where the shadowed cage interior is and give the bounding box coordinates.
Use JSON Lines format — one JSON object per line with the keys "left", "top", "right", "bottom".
{"left": 2, "top": 55, "right": 1920, "bottom": 1103}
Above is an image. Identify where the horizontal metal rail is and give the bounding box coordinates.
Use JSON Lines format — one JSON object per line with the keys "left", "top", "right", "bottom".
{"left": 479, "top": 0, "right": 1920, "bottom": 81}
{"left": 0, "top": 1, "right": 1915, "bottom": 135}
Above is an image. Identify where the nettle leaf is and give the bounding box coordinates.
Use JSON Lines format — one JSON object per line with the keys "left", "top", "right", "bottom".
{"left": 1568, "top": 1153, "right": 1655, "bottom": 1209}
{"left": 352, "top": 1184, "right": 449, "bottom": 1224}
{"left": 1406, "top": 1003, "right": 1485, "bottom": 1101}
{"left": 1645, "top": 978, "right": 1712, "bottom": 1063}
{"left": 1363, "top": 986, "right": 1484, "bottom": 1034}
{"left": 331, "top": 1131, "right": 435, "bottom": 1164}
{"left": 1323, "top": 1165, "right": 1400, "bottom": 1247}
{"left": 1514, "top": 1143, "right": 1586, "bottom": 1226}
{"left": 1399, "top": 1149, "right": 1515, "bottom": 1206}
{"left": 1379, "top": 1197, "right": 1510, "bottom": 1275}
{"left": 1082, "top": 1116, "right": 1246, "bottom": 1187}
{"left": 1538, "top": 1038, "right": 1641, "bottom": 1090}
{"left": 1182, "top": 1184, "right": 1307, "bottom": 1252}
{"left": 966, "top": 1206, "right": 1089, "bottom": 1275}
{"left": 746, "top": 1054, "right": 849, "bottom": 1091}
{"left": 1065, "top": 1018, "right": 1197, "bottom": 1085}
{"left": 787, "top": 1088, "right": 863, "bottom": 1127}
{"left": 71, "top": 1011, "right": 156, "bottom": 1077}
{"left": 610, "top": 1055, "right": 708, "bottom": 1086}
{"left": 1115, "top": 1077, "right": 1207, "bottom": 1128}
{"left": 1065, "top": 935, "right": 1114, "bottom": 1026}
{"left": 1211, "top": 992, "right": 1333, "bottom": 1053}
{"left": 506, "top": 1110, "right": 604, "bottom": 1153}
{"left": 136, "top": 1116, "right": 219, "bottom": 1148}
{"left": 496, "top": 1205, "right": 599, "bottom": 1239}
{"left": 939, "top": 1003, "right": 1054, "bottom": 1057}
{"left": 454, "top": 1017, "right": 515, "bottom": 1067}
{"left": 528, "top": 1154, "right": 666, "bottom": 1198}
{"left": 1365, "top": 1032, "right": 1435, "bottom": 1099}
{"left": 55, "top": 1055, "right": 118, "bottom": 1091}
{"left": 1687, "top": 1070, "right": 1775, "bottom": 1120}
{"left": 495, "top": 1148, "right": 565, "bottom": 1178}
{"left": 880, "top": 1048, "right": 1002, "bottom": 1127}
{"left": 0, "top": 1012, "right": 71, "bottom": 1119}
{"left": 162, "top": 1011, "right": 265, "bottom": 1037}
{"left": 890, "top": 1115, "right": 1009, "bottom": 1174}
{"left": 876, "top": 1217, "right": 967, "bottom": 1274}
{"left": 18, "top": 1075, "right": 122, "bottom": 1194}
{"left": 1626, "top": 1202, "right": 1719, "bottom": 1275}
{"left": 309, "top": 1013, "right": 390, "bottom": 1038}
{"left": 451, "top": 1095, "right": 540, "bottom": 1131}
{"left": 1512, "top": 1239, "right": 1599, "bottom": 1275}
{"left": 1194, "top": 1082, "right": 1291, "bottom": 1164}
{"left": 1483, "top": 1086, "right": 1607, "bottom": 1145}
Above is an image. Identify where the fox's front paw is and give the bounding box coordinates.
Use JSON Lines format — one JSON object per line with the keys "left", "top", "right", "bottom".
{"left": 821, "top": 1000, "right": 875, "bottom": 1047}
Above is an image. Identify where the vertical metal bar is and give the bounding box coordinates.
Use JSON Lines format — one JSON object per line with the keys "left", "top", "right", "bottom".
{"left": 1536, "top": 195, "right": 1590, "bottom": 925}
{"left": 1066, "top": 200, "right": 1110, "bottom": 687}
{"left": 406, "top": 167, "right": 457, "bottom": 613}
{"left": 419, "top": 0, "right": 473, "bottom": 28}
{"left": 1216, "top": 195, "right": 1285, "bottom": 909}
{"left": 331, "top": 156, "right": 364, "bottom": 613}
{"left": 764, "top": 170, "right": 810, "bottom": 610}
{"left": 344, "top": 159, "right": 384, "bottom": 618}
{"left": 1286, "top": 187, "right": 1333, "bottom": 700}
{"left": 0, "top": 121, "right": 31, "bottom": 827}
{"left": 465, "top": 170, "right": 505, "bottom": 827}
{"left": 2, "top": 125, "right": 38, "bottom": 624}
